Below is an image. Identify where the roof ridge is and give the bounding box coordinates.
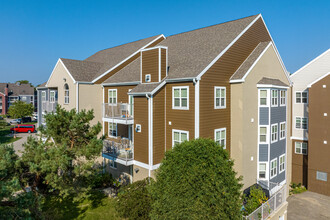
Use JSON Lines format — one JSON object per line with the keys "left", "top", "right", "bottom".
{"left": 61, "top": 58, "right": 104, "bottom": 64}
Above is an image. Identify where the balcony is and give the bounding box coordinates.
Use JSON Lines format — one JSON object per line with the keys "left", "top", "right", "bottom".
{"left": 42, "top": 101, "right": 57, "bottom": 113}
{"left": 103, "top": 103, "right": 134, "bottom": 124}
{"left": 102, "top": 139, "right": 134, "bottom": 165}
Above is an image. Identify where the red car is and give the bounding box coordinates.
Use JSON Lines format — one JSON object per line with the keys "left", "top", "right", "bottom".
{"left": 10, "top": 124, "right": 35, "bottom": 133}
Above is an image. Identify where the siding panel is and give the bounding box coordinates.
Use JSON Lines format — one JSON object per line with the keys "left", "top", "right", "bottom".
{"left": 153, "top": 87, "right": 165, "bottom": 164}
{"left": 259, "top": 144, "right": 268, "bottom": 161}
{"left": 142, "top": 49, "right": 159, "bottom": 83}
{"left": 259, "top": 107, "right": 269, "bottom": 125}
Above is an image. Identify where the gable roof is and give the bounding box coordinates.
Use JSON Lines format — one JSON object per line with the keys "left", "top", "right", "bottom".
{"left": 257, "top": 77, "right": 289, "bottom": 87}
{"left": 103, "top": 58, "right": 140, "bottom": 85}
{"left": 129, "top": 81, "right": 164, "bottom": 95}
{"left": 0, "top": 83, "right": 34, "bottom": 96}
{"left": 230, "top": 41, "right": 271, "bottom": 81}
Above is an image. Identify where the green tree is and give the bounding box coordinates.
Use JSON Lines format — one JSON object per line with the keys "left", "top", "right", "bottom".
{"left": 8, "top": 100, "right": 34, "bottom": 118}
{"left": 244, "top": 186, "right": 268, "bottom": 215}
{"left": 15, "top": 80, "right": 33, "bottom": 87}
{"left": 149, "top": 138, "right": 243, "bottom": 220}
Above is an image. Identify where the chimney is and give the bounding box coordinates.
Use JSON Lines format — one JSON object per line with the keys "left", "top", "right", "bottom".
{"left": 141, "top": 46, "right": 168, "bottom": 83}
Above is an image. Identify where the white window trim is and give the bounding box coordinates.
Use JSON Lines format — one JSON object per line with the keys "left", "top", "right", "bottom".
{"left": 295, "top": 142, "right": 308, "bottom": 155}
{"left": 172, "top": 129, "right": 189, "bottom": 148}
{"left": 295, "top": 116, "right": 308, "bottom": 130}
{"left": 259, "top": 89, "right": 269, "bottom": 107}
{"left": 214, "top": 86, "right": 226, "bottom": 109}
{"left": 270, "top": 158, "right": 277, "bottom": 179}
{"left": 258, "top": 162, "right": 268, "bottom": 180}
{"left": 271, "top": 89, "right": 278, "bottom": 107}
{"left": 258, "top": 125, "right": 269, "bottom": 144}
{"left": 214, "top": 128, "right": 226, "bottom": 149}
{"left": 280, "top": 122, "right": 286, "bottom": 140}
{"left": 279, "top": 154, "right": 285, "bottom": 174}
{"left": 280, "top": 90, "right": 286, "bottom": 106}
{"left": 41, "top": 91, "right": 46, "bottom": 101}
{"left": 271, "top": 123, "right": 278, "bottom": 143}
{"left": 49, "top": 91, "right": 56, "bottom": 103}
{"left": 108, "top": 122, "right": 118, "bottom": 139}
{"left": 295, "top": 91, "right": 308, "bottom": 104}
{"left": 172, "top": 86, "right": 189, "bottom": 110}
{"left": 64, "top": 89, "right": 69, "bottom": 104}
{"left": 108, "top": 89, "right": 117, "bottom": 105}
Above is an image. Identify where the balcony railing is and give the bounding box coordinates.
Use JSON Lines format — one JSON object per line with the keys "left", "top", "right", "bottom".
{"left": 42, "top": 101, "right": 57, "bottom": 113}
{"left": 243, "top": 184, "right": 286, "bottom": 220}
{"left": 103, "top": 103, "right": 133, "bottom": 123}
{"left": 102, "top": 139, "right": 134, "bottom": 162}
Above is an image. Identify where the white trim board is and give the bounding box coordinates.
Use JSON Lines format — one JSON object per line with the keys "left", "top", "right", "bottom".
{"left": 307, "top": 72, "right": 330, "bottom": 88}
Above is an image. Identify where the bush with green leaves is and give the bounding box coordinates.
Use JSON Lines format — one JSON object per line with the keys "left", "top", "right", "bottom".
{"left": 90, "top": 172, "right": 114, "bottom": 189}
{"left": 290, "top": 182, "right": 306, "bottom": 195}
{"left": 116, "top": 178, "right": 152, "bottom": 220}
{"left": 149, "top": 138, "right": 243, "bottom": 220}
{"left": 243, "top": 185, "right": 268, "bottom": 215}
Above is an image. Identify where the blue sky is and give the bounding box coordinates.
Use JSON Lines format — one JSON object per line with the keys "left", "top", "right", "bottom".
{"left": 0, "top": 0, "right": 329, "bottom": 86}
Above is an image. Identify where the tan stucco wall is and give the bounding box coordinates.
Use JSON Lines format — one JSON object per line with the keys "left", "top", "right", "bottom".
{"left": 78, "top": 84, "right": 102, "bottom": 126}
{"left": 231, "top": 45, "right": 292, "bottom": 194}
{"left": 47, "top": 60, "right": 76, "bottom": 111}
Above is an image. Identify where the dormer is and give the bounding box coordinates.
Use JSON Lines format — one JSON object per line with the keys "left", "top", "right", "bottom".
{"left": 141, "top": 46, "right": 168, "bottom": 83}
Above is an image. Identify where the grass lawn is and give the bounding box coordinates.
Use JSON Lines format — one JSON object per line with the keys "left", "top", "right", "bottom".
{"left": 42, "top": 191, "right": 123, "bottom": 220}
{"left": 0, "top": 122, "right": 22, "bottom": 145}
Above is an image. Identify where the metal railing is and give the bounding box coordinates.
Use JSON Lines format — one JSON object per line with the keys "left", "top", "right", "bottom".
{"left": 42, "top": 101, "right": 57, "bottom": 113}
{"left": 243, "top": 184, "right": 286, "bottom": 220}
{"left": 103, "top": 103, "right": 133, "bottom": 121}
{"left": 102, "top": 139, "right": 134, "bottom": 161}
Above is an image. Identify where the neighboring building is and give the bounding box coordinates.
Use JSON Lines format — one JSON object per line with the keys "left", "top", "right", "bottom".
{"left": 0, "top": 82, "right": 35, "bottom": 115}
{"left": 290, "top": 49, "right": 330, "bottom": 196}
{"left": 36, "top": 82, "right": 58, "bottom": 126}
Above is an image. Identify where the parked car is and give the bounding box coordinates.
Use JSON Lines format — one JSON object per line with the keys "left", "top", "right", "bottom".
{"left": 10, "top": 119, "right": 22, "bottom": 124}
{"left": 33, "top": 115, "right": 38, "bottom": 121}
{"left": 22, "top": 117, "right": 32, "bottom": 123}
{"left": 10, "top": 124, "right": 35, "bottom": 133}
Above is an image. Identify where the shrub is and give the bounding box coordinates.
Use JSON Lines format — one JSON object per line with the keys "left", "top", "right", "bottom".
{"left": 116, "top": 178, "right": 152, "bottom": 220}
{"left": 290, "top": 182, "right": 307, "bottom": 195}
{"left": 149, "top": 138, "right": 243, "bottom": 220}
{"left": 90, "top": 172, "right": 114, "bottom": 189}
{"left": 243, "top": 185, "right": 268, "bottom": 215}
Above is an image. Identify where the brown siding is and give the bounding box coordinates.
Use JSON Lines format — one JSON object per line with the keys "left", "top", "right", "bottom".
{"left": 291, "top": 139, "right": 308, "bottom": 187}
{"left": 104, "top": 85, "right": 135, "bottom": 103}
{"left": 166, "top": 82, "right": 195, "bottom": 150}
{"left": 308, "top": 75, "right": 330, "bottom": 195}
{"left": 153, "top": 87, "right": 165, "bottom": 164}
{"left": 142, "top": 48, "right": 159, "bottom": 83}
{"left": 199, "top": 18, "right": 271, "bottom": 154}
{"left": 161, "top": 48, "right": 167, "bottom": 80}
{"left": 134, "top": 96, "right": 149, "bottom": 164}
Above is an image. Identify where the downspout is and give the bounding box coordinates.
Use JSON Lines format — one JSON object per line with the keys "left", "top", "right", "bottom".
{"left": 146, "top": 93, "right": 152, "bottom": 177}
{"left": 193, "top": 77, "right": 200, "bottom": 139}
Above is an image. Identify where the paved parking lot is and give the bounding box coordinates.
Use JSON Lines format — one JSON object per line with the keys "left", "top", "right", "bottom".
{"left": 288, "top": 191, "right": 330, "bottom": 220}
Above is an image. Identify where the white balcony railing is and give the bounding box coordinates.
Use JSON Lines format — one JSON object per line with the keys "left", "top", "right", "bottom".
{"left": 102, "top": 139, "right": 134, "bottom": 162}
{"left": 103, "top": 103, "right": 133, "bottom": 122}
{"left": 42, "top": 101, "right": 57, "bottom": 113}
{"left": 243, "top": 184, "right": 286, "bottom": 220}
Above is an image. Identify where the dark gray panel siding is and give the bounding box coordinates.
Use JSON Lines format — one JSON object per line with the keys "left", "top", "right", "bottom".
{"left": 270, "top": 106, "right": 286, "bottom": 124}
{"left": 259, "top": 107, "right": 269, "bottom": 125}
{"left": 259, "top": 144, "right": 268, "bottom": 161}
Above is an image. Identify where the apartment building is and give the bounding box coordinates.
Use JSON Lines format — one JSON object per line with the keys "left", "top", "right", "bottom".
{"left": 290, "top": 49, "right": 330, "bottom": 195}
{"left": 0, "top": 82, "right": 35, "bottom": 115}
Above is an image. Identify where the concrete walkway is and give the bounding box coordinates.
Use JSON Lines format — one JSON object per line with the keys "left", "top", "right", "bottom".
{"left": 7, "top": 132, "right": 37, "bottom": 156}
{"left": 287, "top": 191, "right": 330, "bottom": 220}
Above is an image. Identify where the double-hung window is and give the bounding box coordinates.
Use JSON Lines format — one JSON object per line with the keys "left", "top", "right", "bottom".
{"left": 296, "top": 117, "right": 308, "bottom": 129}
{"left": 280, "top": 90, "right": 286, "bottom": 106}
{"left": 271, "top": 124, "right": 278, "bottom": 143}
{"left": 41, "top": 91, "right": 46, "bottom": 101}
{"left": 279, "top": 154, "right": 285, "bottom": 173}
{"left": 259, "top": 163, "right": 267, "bottom": 179}
{"left": 295, "top": 142, "right": 307, "bottom": 155}
{"left": 64, "top": 84, "right": 69, "bottom": 104}
{"left": 270, "top": 158, "right": 277, "bottom": 178}
{"left": 280, "top": 122, "right": 286, "bottom": 140}
{"left": 108, "top": 89, "right": 117, "bottom": 105}
{"left": 173, "top": 130, "right": 188, "bottom": 147}
{"left": 296, "top": 92, "right": 308, "bottom": 103}
{"left": 259, "top": 126, "right": 267, "bottom": 143}
{"left": 108, "top": 122, "right": 117, "bottom": 138}
{"left": 271, "top": 90, "right": 278, "bottom": 106}
{"left": 215, "top": 128, "right": 226, "bottom": 149}
{"left": 50, "top": 91, "right": 55, "bottom": 103}
{"left": 259, "top": 90, "right": 268, "bottom": 106}
{"left": 214, "top": 87, "right": 226, "bottom": 109}
{"left": 173, "top": 87, "right": 189, "bottom": 110}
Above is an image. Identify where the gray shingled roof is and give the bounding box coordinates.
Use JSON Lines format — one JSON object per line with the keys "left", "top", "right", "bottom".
{"left": 104, "top": 58, "right": 140, "bottom": 84}
{"left": 257, "top": 77, "right": 289, "bottom": 87}
{"left": 156, "top": 15, "right": 259, "bottom": 79}
{"left": 129, "top": 82, "right": 162, "bottom": 94}
{"left": 0, "top": 83, "right": 34, "bottom": 96}
{"left": 230, "top": 41, "right": 271, "bottom": 81}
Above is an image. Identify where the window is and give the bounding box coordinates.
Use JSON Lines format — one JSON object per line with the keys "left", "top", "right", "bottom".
{"left": 279, "top": 154, "right": 285, "bottom": 173}
{"left": 173, "top": 87, "right": 189, "bottom": 110}
{"left": 271, "top": 124, "right": 278, "bottom": 143}
{"left": 259, "top": 127, "right": 267, "bottom": 143}
{"left": 50, "top": 91, "right": 55, "bottom": 103}
{"left": 22, "top": 96, "right": 26, "bottom": 101}
{"left": 280, "top": 90, "right": 286, "bottom": 106}
{"left": 172, "top": 130, "right": 188, "bottom": 147}
{"left": 296, "top": 117, "right": 308, "bottom": 129}
{"left": 295, "top": 142, "right": 307, "bottom": 155}
{"left": 41, "top": 91, "right": 46, "bottom": 101}
{"left": 280, "top": 122, "right": 286, "bottom": 140}
{"left": 215, "top": 128, "right": 226, "bottom": 149}
{"left": 259, "top": 90, "right": 268, "bottom": 106}
{"left": 109, "top": 159, "right": 117, "bottom": 169}
{"left": 259, "top": 163, "right": 267, "bottom": 179}
{"left": 271, "top": 90, "right": 278, "bottom": 106}
{"left": 108, "top": 122, "right": 117, "bottom": 138}
{"left": 108, "top": 89, "right": 117, "bottom": 104}
{"left": 270, "top": 158, "right": 277, "bottom": 178}
{"left": 64, "top": 84, "right": 69, "bottom": 104}
{"left": 296, "top": 92, "right": 308, "bottom": 103}
{"left": 316, "top": 171, "right": 327, "bottom": 182}
{"left": 31, "top": 96, "right": 33, "bottom": 101}
{"left": 145, "top": 74, "right": 151, "bottom": 82}
{"left": 214, "top": 87, "right": 226, "bottom": 109}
